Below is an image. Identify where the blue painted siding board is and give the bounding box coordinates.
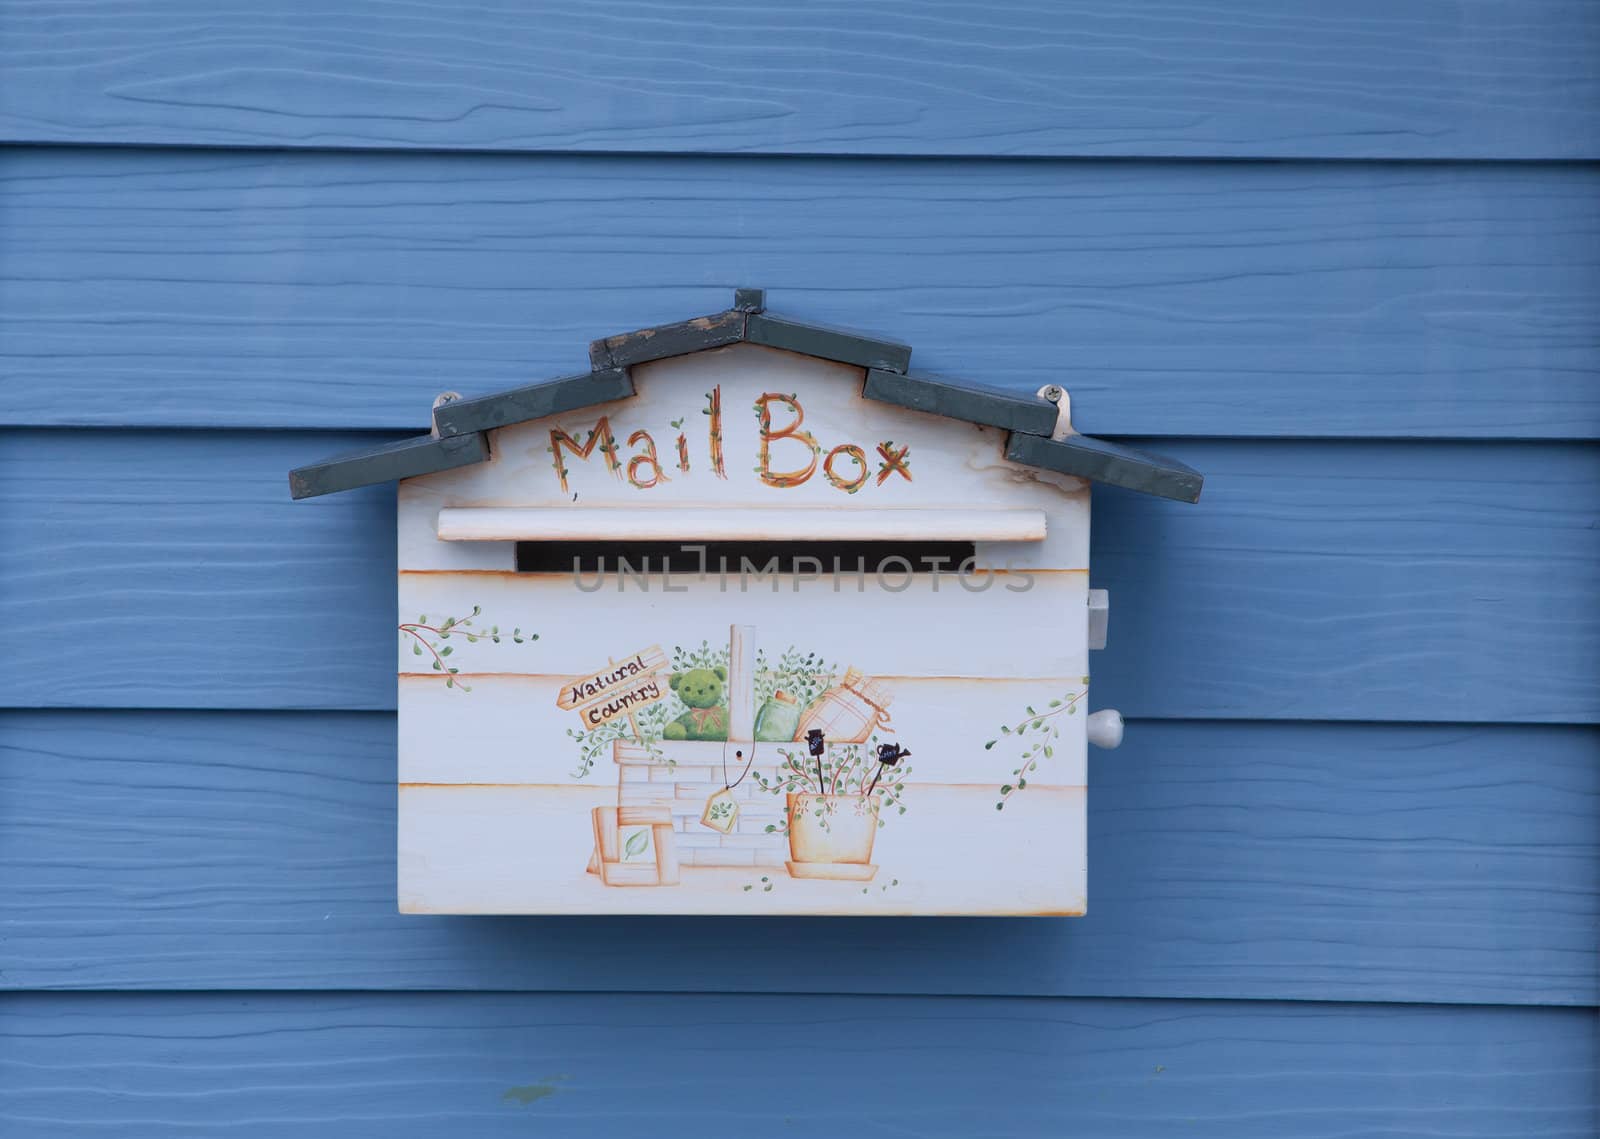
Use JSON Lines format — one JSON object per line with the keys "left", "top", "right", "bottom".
{"left": 3, "top": 711, "right": 1593, "bottom": 1004}
{"left": 4, "top": 431, "right": 1594, "bottom": 722}
{"left": 1, "top": 1, "right": 1596, "bottom": 159}
{"left": 1090, "top": 439, "right": 1600, "bottom": 723}
{"left": 1, "top": 993, "right": 1594, "bottom": 1137}
{"left": 2, "top": 0, "right": 1594, "bottom": 1126}
{"left": 3, "top": 149, "right": 1597, "bottom": 438}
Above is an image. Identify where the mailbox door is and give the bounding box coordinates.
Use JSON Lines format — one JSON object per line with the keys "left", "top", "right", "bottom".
{"left": 395, "top": 344, "right": 1090, "bottom": 915}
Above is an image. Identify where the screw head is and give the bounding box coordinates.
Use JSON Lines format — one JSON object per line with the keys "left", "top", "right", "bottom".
{"left": 1041, "top": 385, "right": 1064, "bottom": 403}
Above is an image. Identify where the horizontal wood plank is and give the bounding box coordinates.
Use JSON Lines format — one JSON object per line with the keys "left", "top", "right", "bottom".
{"left": 1, "top": 1, "right": 1596, "bottom": 159}
{"left": 1, "top": 711, "right": 1592, "bottom": 1003}
{"left": 3, "top": 149, "right": 1598, "bottom": 438}
{"left": 1091, "top": 438, "right": 1600, "bottom": 722}
{"left": 4, "top": 431, "right": 1594, "bottom": 721}
{"left": 1, "top": 991, "right": 1593, "bottom": 1137}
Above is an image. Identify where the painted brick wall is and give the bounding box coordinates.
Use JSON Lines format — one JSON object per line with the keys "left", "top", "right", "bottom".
{"left": 0, "top": 3, "right": 1596, "bottom": 1134}
{"left": 618, "top": 755, "right": 789, "bottom": 867}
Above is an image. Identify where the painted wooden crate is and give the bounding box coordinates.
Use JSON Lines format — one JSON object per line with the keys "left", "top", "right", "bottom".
{"left": 291, "top": 290, "right": 1200, "bottom": 915}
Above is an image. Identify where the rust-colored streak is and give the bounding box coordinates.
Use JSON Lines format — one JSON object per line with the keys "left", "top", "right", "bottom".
{"left": 822, "top": 444, "right": 869, "bottom": 494}
{"left": 875, "top": 441, "right": 912, "bottom": 485}
{"left": 706, "top": 385, "right": 725, "bottom": 478}
{"left": 624, "top": 428, "right": 667, "bottom": 489}
{"left": 755, "top": 392, "right": 819, "bottom": 488}
{"left": 399, "top": 671, "right": 1093, "bottom": 683}
{"left": 398, "top": 567, "right": 1088, "bottom": 576}
{"left": 549, "top": 416, "right": 620, "bottom": 494}
{"left": 400, "top": 781, "right": 598, "bottom": 789}
{"left": 400, "top": 780, "right": 1081, "bottom": 790}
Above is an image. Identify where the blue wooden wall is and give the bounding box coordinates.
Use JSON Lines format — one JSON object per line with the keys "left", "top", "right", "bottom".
{"left": 1, "top": 4, "right": 1596, "bottom": 1134}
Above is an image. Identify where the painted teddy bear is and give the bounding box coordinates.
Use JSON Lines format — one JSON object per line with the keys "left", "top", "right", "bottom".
{"left": 663, "top": 666, "right": 729, "bottom": 740}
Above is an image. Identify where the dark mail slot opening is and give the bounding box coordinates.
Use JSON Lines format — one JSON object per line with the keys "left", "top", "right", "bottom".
{"left": 516, "top": 540, "right": 977, "bottom": 575}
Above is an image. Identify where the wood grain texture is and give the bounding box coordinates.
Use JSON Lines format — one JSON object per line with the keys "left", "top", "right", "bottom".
{"left": 4, "top": 430, "right": 1594, "bottom": 721}
{"left": 2, "top": 710, "right": 1592, "bottom": 1003}
{"left": 1, "top": 991, "right": 1593, "bottom": 1138}
{"left": 1, "top": 1, "right": 1596, "bottom": 159}
{"left": 3, "top": 148, "right": 1597, "bottom": 438}
{"left": 1090, "top": 438, "right": 1600, "bottom": 722}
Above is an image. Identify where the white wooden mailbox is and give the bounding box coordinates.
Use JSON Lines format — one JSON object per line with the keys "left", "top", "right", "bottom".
{"left": 291, "top": 290, "right": 1201, "bottom": 915}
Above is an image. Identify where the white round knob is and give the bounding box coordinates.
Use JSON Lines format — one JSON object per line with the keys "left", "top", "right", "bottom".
{"left": 1087, "top": 709, "right": 1124, "bottom": 749}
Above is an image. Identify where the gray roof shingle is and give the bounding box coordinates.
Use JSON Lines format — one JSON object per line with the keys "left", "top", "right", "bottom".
{"left": 290, "top": 288, "right": 1202, "bottom": 502}
{"left": 289, "top": 431, "right": 489, "bottom": 501}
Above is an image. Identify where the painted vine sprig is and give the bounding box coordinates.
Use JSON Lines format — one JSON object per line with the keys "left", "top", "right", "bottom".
{"left": 703, "top": 389, "right": 725, "bottom": 477}
{"left": 397, "top": 606, "right": 535, "bottom": 692}
{"left": 753, "top": 646, "right": 837, "bottom": 710}
{"left": 989, "top": 681, "right": 1089, "bottom": 810}
{"left": 565, "top": 706, "right": 671, "bottom": 780}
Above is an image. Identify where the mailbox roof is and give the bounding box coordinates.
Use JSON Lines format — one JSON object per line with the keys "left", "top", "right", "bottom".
{"left": 290, "top": 288, "right": 1202, "bottom": 503}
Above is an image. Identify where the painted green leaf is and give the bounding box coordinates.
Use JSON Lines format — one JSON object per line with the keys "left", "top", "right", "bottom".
{"left": 623, "top": 829, "right": 649, "bottom": 860}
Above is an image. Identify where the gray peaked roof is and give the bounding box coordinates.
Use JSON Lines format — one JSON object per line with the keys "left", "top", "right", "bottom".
{"left": 289, "top": 289, "right": 1202, "bottom": 503}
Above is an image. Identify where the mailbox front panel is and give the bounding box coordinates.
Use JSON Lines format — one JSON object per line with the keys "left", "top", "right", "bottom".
{"left": 395, "top": 344, "right": 1090, "bottom": 915}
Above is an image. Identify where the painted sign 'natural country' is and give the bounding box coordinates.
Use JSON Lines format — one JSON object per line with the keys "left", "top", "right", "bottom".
{"left": 574, "top": 675, "right": 667, "bottom": 730}
{"left": 559, "top": 646, "right": 670, "bottom": 730}
{"left": 556, "top": 647, "right": 669, "bottom": 710}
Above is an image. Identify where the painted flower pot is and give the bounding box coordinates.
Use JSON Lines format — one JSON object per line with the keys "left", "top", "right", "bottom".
{"left": 785, "top": 793, "right": 879, "bottom": 881}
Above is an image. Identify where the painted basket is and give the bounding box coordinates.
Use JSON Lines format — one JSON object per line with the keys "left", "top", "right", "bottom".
{"left": 793, "top": 667, "right": 893, "bottom": 744}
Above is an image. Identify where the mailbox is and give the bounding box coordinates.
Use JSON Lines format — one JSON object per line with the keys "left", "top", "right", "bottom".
{"left": 291, "top": 289, "right": 1201, "bottom": 915}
